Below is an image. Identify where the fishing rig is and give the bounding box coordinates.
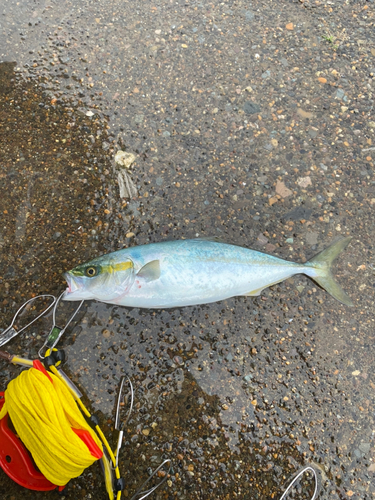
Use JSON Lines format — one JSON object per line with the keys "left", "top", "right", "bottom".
{"left": 0, "top": 294, "right": 170, "bottom": 499}
{"left": 0, "top": 294, "right": 320, "bottom": 499}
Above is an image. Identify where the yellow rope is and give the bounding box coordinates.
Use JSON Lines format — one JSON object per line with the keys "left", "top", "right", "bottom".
{"left": 0, "top": 366, "right": 103, "bottom": 486}
{"left": 74, "top": 385, "right": 122, "bottom": 500}
{"left": 50, "top": 365, "right": 122, "bottom": 499}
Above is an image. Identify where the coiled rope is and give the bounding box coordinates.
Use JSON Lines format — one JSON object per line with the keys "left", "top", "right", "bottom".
{"left": 0, "top": 360, "right": 103, "bottom": 486}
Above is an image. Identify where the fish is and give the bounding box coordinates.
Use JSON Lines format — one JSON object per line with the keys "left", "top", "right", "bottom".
{"left": 62, "top": 237, "right": 353, "bottom": 308}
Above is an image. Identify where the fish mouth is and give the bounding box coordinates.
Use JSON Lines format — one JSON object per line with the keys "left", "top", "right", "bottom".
{"left": 63, "top": 272, "right": 81, "bottom": 296}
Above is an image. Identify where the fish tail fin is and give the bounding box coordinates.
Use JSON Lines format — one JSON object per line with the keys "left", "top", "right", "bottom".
{"left": 305, "top": 237, "right": 354, "bottom": 307}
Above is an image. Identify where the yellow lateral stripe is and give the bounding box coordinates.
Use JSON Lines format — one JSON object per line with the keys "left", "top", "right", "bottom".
{"left": 113, "top": 261, "right": 133, "bottom": 272}
{"left": 101, "top": 261, "right": 133, "bottom": 274}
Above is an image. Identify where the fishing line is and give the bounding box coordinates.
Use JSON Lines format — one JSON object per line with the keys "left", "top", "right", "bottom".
{"left": 0, "top": 360, "right": 103, "bottom": 486}
{"left": 114, "top": 376, "right": 134, "bottom": 468}
{"left": 1, "top": 294, "right": 319, "bottom": 500}
{"left": 0, "top": 295, "right": 171, "bottom": 499}
{"left": 38, "top": 292, "right": 84, "bottom": 358}
{"left": 129, "top": 459, "right": 171, "bottom": 500}
{"left": 0, "top": 294, "right": 56, "bottom": 347}
{"left": 279, "top": 465, "right": 319, "bottom": 500}
{"left": 0, "top": 351, "right": 123, "bottom": 499}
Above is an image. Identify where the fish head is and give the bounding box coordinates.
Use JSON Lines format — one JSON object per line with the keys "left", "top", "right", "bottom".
{"left": 63, "top": 255, "right": 135, "bottom": 302}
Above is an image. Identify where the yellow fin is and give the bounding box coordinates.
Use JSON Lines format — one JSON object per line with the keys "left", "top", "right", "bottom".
{"left": 306, "top": 237, "right": 353, "bottom": 306}
{"left": 243, "top": 287, "right": 264, "bottom": 297}
{"left": 242, "top": 278, "right": 290, "bottom": 297}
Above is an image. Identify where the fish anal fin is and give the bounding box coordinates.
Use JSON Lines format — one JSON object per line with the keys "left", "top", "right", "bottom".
{"left": 137, "top": 260, "right": 161, "bottom": 282}
{"left": 243, "top": 288, "right": 264, "bottom": 297}
{"left": 242, "top": 278, "right": 290, "bottom": 297}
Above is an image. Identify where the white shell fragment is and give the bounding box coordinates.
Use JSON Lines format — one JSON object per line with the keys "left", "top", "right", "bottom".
{"left": 114, "top": 150, "right": 137, "bottom": 198}
{"left": 114, "top": 150, "right": 136, "bottom": 169}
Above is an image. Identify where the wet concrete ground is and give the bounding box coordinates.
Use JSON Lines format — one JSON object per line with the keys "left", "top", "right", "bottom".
{"left": 1, "top": 0, "right": 375, "bottom": 498}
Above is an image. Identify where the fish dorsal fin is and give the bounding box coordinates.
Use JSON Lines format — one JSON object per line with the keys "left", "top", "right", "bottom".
{"left": 194, "top": 236, "right": 248, "bottom": 248}
{"left": 136, "top": 260, "right": 161, "bottom": 282}
{"left": 195, "top": 236, "right": 226, "bottom": 243}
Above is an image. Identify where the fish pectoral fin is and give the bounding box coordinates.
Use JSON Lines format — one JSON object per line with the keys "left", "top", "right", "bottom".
{"left": 136, "top": 260, "right": 161, "bottom": 282}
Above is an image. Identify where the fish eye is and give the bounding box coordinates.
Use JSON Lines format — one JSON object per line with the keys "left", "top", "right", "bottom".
{"left": 86, "top": 266, "right": 97, "bottom": 277}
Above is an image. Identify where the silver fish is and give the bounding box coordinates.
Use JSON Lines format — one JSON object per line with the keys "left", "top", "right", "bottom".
{"left": 63, "top": 237, "right": 353, "bottom": 308}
